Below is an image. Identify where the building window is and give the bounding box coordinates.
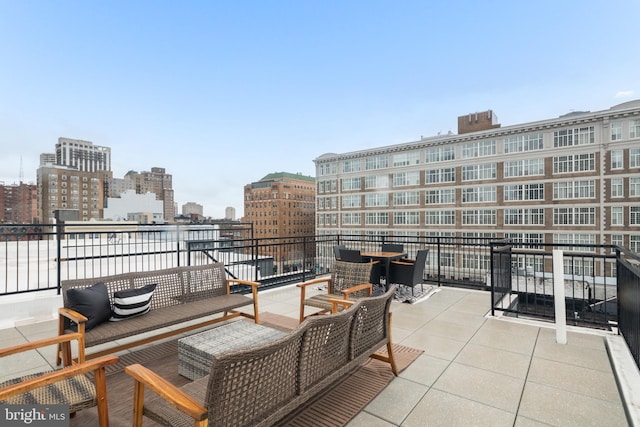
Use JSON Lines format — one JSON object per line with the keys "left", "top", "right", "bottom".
{"left": 504, "top": 133, "right": 544, "bottom": 153}
{"left": 553, "top": 180, "right": 596, "bottom": 199}
{"left": 342, "top": 159, "right": 361, "bottom": 173}
{"left": 631, "top": 148, "right": 640, "bottom": 168}
{"left": 425, "top": 210, "right": 455, "bottom": 225}
{"left": 611, "top": 150, "right": 623, "bottom": 170}
{"left": 425, "top": 146, "right": 455, "bottom": 163}
{"left": 553, "top": 153, "right": 596, "bottom": 173}
{"left": 394, "top": 211, "right": 420, "bottom": 225}
{"left": 462, "top": 186, "right": 496, "bottom": 203}
{"left": 365, "top": 212, "right": 389, "bottom": 225}
{"left": 611, "top": 178, "right": 624, "bottom": 198}
{"left": 611, "top": 206, "right": 624, "bottom": 226}
{"left": 553, "top": 207, "right": 595, "bottom": 225}
{"left": 462, "top": 163, "right": 496, "bottom": 181}
{"left": 425, "top": 168, "right": 455, "bottom": 183}
{"left": 393, "top": 191, "right": 420, "bottom": 206}
{"left": 425, "top": 189, "right": 455, "bottom": 204}
{"left": 462, "top": 209, "right": 496, "bottom": 225}
{"left": 553, "top": 126, "right": 595, "bottom": 147}
{"left": 504, "top": 208, "right": 544, "bottom": 225}
{"left": 393, "top": 171, "right": 420, "bottom": 186}
{"left": 611, "top": 234, "right": 624, "bottom": 247}
{"left": 631, "top": 177, "right": 640, "bottom": 197}
{"left": 504, "top": 184, "right": 544, "bottom": 201}
{"left": 462, "top": 140, "right": 496, "bottom": 158}
{"left": 341, "top": 177, "right": 361, "bottom": 191}
{"left": 392, "top": 152, "right": 420, "bottom": 167}
{"left": 504, "top": 159, "right": 544, "bottom": 177}
{"left": 365, "top": 156, "right": 389, "bottom": 170}
{"left": 365, "top": 175, "right": 389, "bottom": 189}
{"left": 631, "top": 119, "right": 640, "bottom": 139}
{"left": 553, "top": 234, "right": 596, "bottom": 251}
{"left": 365, "top": 193, "right": 389, "bottom": 207}
{"left": 342, "top": 212, "right": 361, "bottom": 225}
{"left": 611, "top": 121, "right": 623, "bottom": 141}
{"left": 504, "top": 233, "right": 544, "bottom": 249}
{"left": 341, "top": 195, "right": 361, "bottom": 208}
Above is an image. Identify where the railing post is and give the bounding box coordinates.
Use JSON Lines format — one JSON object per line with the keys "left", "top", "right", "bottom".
{"left": 553, "top": 249, "right": 567, "bottom": 345}
{"left": 56, "top": 223, "right": 62, "bottom": 295}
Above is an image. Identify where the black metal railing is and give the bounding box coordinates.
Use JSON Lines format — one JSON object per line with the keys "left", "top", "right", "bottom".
{"left": 617, "top": 246, "right": 640, "bottom": 369}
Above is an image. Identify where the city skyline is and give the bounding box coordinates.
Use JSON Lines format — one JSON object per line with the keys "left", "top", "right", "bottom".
{"left": 1, "top": 1, "right": 639, "bottom": 218}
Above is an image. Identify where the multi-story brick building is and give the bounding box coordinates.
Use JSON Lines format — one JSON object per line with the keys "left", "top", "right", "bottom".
{"left": 314, "top": 100, "right": 640, "bottom": 272}
{"left": 0, "top": 182, "right": 37, "bottom": 223}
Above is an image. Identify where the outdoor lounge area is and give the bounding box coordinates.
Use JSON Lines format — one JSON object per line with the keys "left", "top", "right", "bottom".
{"left": 0, "top": 280, "right": 630, "bottom": 426}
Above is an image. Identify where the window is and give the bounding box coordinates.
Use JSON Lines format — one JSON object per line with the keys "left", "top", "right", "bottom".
{"left": 425, "top": 189, "right": 455, "bottom": 204}
{"left": 631, "top": 207, "right": 640, "bottom": 225}
{"left": 611, "top": 206, "right": 624, "bottom": 226}
{"left": 365, "top": 193, "right": 389, "bottom": 207}
{"left": 394, "top": 211, "right": 420, "bottom": 225}
{"left": 611, "top": 150, "right": 623, "bottom": 169}
{"left": 393, "top": 191, "right": 420, "bottom": 206}
{"left": 611, "top": 121, "right": 623, "bottom": 141}
{"left": 462, "top": 140, "right": 496, "bottom": 158}
{"left": 504, "top": 208, "right": 544, "bottom": 225}
{"left": 553, "top": 153, "right": 596, "bottom": 173}
{"left": 631, "top": 178, "right": 640, "bottom": 197}
{"left": 462, "top": 209, "right": 496, "bottom": 225}
{"left": 611, "top": 178, "right": 624, "bottom": 198}
{"left": 504, "top": 184, "right": 544, "bottom": 201}
{"left": 462, "top": 163, "right": 496, "bottom": 181}
{"left": 554, "top": 234, "right": 595, "bottom": 252}
{"left": 365, "top": 212, "right": 389, "bottom": 225}
{"left": 425, "top": 146, "right": 455, "bottom": 163}
{"left": 462, "top": 186, "right": 496, "bottom": 203}
{"left": 392, "top": 152, "right": 420, "bottom": 167}
{"left": 553, "top": 126, "right": 595, "bottom": 147}
{"left": 553, "top": 180, "right": 595, "bottom": 199}
{"left": 365, "top": 175, "right": 389, "bottom": 189}
{"left": 611, "top": 234, "right": 624, "bottom": 247}
{"left": 393, "top": 171, "right": 420, "bottom": 186}
{"left": 342, "top": 212, "right": 361, "bottom": 225}
{"left": 631, "top": 236, "right": 640, "bottom": 254}
{"left": 341, "top": 177, "right": 361, "bottom": 191}
{"left": 504, "top": 233, "right": 544, "bottom": 249}
{"left": 425, "top": 210, "right": 455, "bottom": 225}
{"left": 365, "top": 156, "right": 389, "bottom": 170}
{"left": 425, "top": 168, "right": 455, "bottom": 183}
{"left": 631, "top": 119, "right": 640, "bottom": 139}
{"left": 341, "top": 195, "right": 361, "bottom": 208}
{"left": 342, "top": 159, "right": 361, "bottom": 173}
{"left": 504, "top": 159, "right": 544, "bottom": 177}
{"left": 631, "top": 148, "right": 640, "bottom": 168}
{"left": 504, "top": 133, "right": 544, "bottom": 153}
{"left": 553, "top": 207, "right": 595, "bottom": 225}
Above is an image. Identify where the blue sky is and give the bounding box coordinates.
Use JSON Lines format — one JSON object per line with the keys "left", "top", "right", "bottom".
{"left": 1, "top": 1, "right": 638, "bottom": 218}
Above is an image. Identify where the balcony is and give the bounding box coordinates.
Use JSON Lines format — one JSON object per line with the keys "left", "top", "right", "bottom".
{"left": 0, "top": 223, "right": 638, "bottom": 425}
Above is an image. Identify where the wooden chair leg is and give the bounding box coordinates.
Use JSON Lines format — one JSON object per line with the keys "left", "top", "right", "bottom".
{"left": 132, "top": 380, "right": 145, "bottom": 427}
{"left": 94, "top": 367, "right": 110, "bottom": 427}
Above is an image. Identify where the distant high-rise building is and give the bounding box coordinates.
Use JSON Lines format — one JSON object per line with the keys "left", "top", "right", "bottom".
{"left": 0, "top": 182, "right": 37, "bottom": 223}
{"left": 225, "top": 206, "right": 235, "bottom": 221}
{"left": 183, "top": 202, "right": 204, "bottom": 217}
{"left": 55, "top": 137, "right": 111, "bottom": 172}
{"left": 39, "top": 153, "right": 56, "bottom": 166}
{"left": 124, "top": 167, "right": 175, "bottom": 222}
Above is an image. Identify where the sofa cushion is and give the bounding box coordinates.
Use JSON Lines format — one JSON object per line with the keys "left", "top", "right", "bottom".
{"left": 110, "top": 283, "right": 157, "bottom": 321}
{"left": 66, "top": 282, "right": 112, "bottom": 331}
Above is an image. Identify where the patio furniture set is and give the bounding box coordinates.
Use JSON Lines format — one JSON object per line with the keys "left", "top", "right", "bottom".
{"left": 0, "top": 249, "right": 415, "bottom": 425}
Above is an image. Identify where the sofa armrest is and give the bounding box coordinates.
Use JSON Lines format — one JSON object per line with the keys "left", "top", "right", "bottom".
{"left": 58, "top": 307, "right": 88, "bottom": 325}
{"left": 125, "top": 363, "right": 208, "bottom": 425}
{"left": 341, "top": 283, "right": 373, "bottom": 298}
{"left": 227, "top": 279, "right": 261, "bottom": 324}
{"left": 328, "top": 298, "right": 356, "bottom": 313}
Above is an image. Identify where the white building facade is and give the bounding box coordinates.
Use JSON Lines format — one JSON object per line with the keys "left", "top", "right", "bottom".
{"left": 103, "top": 190, "right": 163, "bottom": 223}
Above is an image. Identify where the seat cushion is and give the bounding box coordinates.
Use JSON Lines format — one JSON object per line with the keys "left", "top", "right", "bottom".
{"left": 66, "top": 282, "right": 112, "bottom": 330}
{"left": 110, "top": 283, "right": 157, "bottom": 321}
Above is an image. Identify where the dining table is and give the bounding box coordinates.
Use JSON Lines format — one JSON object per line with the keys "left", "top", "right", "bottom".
{"left": 360, "top": 251, "right": 407, "bottom": 289}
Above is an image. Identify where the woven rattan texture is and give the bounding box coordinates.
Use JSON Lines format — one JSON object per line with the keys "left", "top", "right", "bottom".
{"left": 303, "top": 260, "right": 373, "bottom": 313}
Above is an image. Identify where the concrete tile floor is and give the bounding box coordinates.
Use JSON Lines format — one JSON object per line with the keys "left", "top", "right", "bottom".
{"left": 0, "top": 284, "right": 631, "bottom": 426}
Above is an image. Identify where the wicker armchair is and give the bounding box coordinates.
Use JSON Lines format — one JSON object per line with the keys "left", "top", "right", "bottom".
{"left": 0, "top": 332, "right": 118, "bottom": 427}
{"left": 297, "top": 260, "right": 373, "bottom": 322}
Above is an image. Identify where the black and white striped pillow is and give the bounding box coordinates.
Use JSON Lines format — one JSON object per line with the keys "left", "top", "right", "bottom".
{"left": 109, "top": 283, "right": 156, "bottom": 321}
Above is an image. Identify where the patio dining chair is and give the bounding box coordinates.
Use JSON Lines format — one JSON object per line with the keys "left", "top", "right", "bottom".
{"left": 0, "top": 332, "right": 119, "bottom": 427}
{"left": 339, "top": 249, "right": 382, "bottom": 285}
{"left": 297, "top": 260, "right": 373, "bottom": 322}
{"left": 388, "top": 249, "right": 429, "bottom": 296}
{"left": 381, "top": 243, "right": 404, "bottom": 253}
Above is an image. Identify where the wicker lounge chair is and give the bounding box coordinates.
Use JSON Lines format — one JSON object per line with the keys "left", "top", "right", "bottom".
{"left": 297, "top": 260, "right": 373, "bottom": 322}
{"left": 0, "top": 332, "right": 118, "bottom": 427}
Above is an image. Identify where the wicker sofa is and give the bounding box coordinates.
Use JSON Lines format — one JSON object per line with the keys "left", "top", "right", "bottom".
{"left": 57, "top": 263, "right": 260, "bottom": 363}
{"left": 125, "top": 285, "right": 398, "bottom": 427}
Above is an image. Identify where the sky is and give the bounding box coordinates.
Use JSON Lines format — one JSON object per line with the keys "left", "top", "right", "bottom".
{"left": 1, "top": 1, "right": 639, "bottom": 218}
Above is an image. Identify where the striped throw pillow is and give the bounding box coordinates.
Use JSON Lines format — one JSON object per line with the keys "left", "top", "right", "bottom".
{"left": 109, "top": 283, "right": 156, "bottom": 321}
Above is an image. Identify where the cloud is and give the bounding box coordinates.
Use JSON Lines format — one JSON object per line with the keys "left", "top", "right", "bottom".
{"left": 614, "top": 90, "right": 635, "bottom": 98}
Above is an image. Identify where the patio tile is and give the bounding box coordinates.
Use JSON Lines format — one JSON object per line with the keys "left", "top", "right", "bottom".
{"left": 536, "top": 326, "right": 609, "bottom": 352}
{"left": 346, "top": 411, "right": 395, "bottom": 427}
{"left": 514, "top": 415, "right": 558, "bottom": 426}
{"left": 454, "top": 342, "right": 532, "bottom": 379}
{"left": 470, "top": 323, "right": 538, "bottom": 355}
{"left": 432, "top": 362, "right": 525, "bottom": 413}
{"left": 399, "top": 354, "right": 450, "bottom": 387}
{"left": 533, "top": 337, "right": 612, "bottom": 373}
{"left": 364, "top": 376, "right": 428, "bottom": 425}
{"left": 518, "top": 381, "right": 627, "bottom": 427}
{"left": 400, "top": 330, "right": 467, "bottom": 360}
{"left": 527, "top": 357, "right": 622, "bottom": 402}
{"left": 418, "top": 317, "right": 482, "bottom": 342}
{"left": 403, "top": 388, "right": 515, "bottom": 427}
{"left": 0, "top": 352, "right": 52, "bottom": 383}
{"left": 433, "top": 309, "right": 487, "bottom": 328}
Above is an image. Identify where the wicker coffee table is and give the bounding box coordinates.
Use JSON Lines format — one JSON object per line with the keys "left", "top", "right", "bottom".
{"left": 178, "top": 320, "right": 287, "bottom": 380}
